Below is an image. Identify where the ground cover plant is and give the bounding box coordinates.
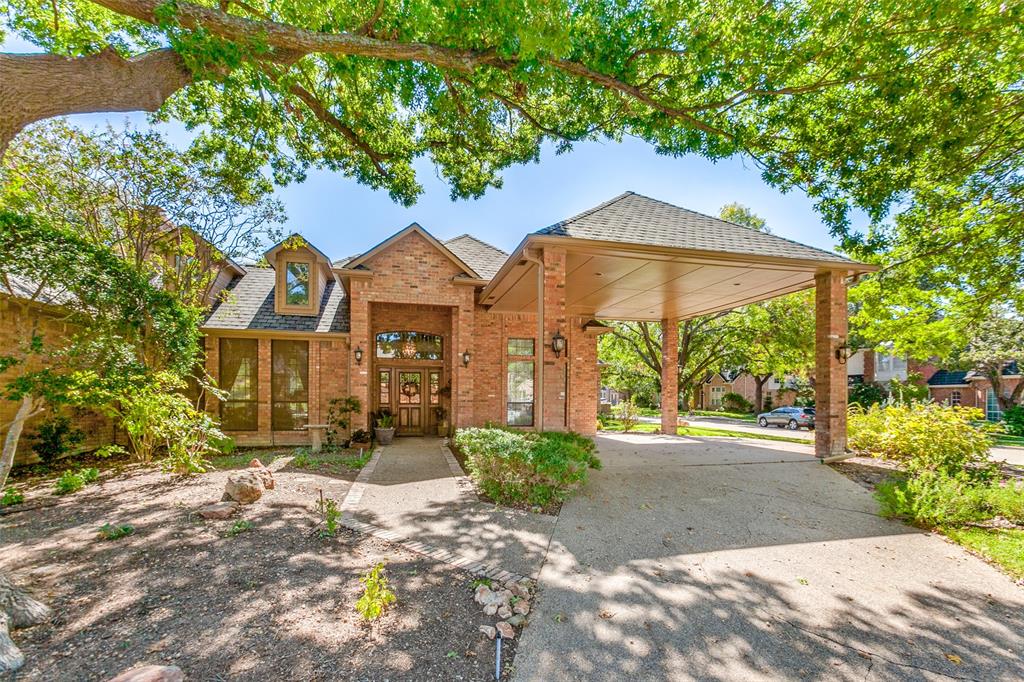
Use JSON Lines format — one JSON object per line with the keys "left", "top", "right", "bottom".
{"left": 452, "top": 428, "right": 601, "bottom": 510}
{"left": 848, "top": 402, "right": 1024, "bottom": 579}
{"left": 356, "top": 562, "right": 397, "bottom": 621}
{"left": 54, "top": 467, "right": 99, "bottom": 495}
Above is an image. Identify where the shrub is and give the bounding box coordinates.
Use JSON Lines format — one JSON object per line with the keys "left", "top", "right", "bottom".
{"left": 612, "top": 399, "right": 639, "bottom": 432}
{"left": 28, "top": 415, "right": 85, "bottom": 465}
{"left": 227, "top": 519, "right": 253, "bottom": 537}
{"left": 326, "top": 396, "right": 361, "bottom": 447}
{"left": 1, "top": 487, "right": 24, "bottom": 506}
{"left": 317, "top": 497, "right": 340, "bottom": 538}
{"left": 1003, "top": 405, "right": 1024, "bottom": 437}
{"left": 54, "top": 467, "right": 99, "bottom": 495}
{"left": 848, "top": 402, "right": 993, "bottom": 477}
{"left": 98, "top": 523, "right": 135, "bottom": 541}
{"left": 452, "top": 427, "right": 601, "bottom": 508}
{"left": 876, "top": 473, "right": 1024, "bottom": 527}
{"left": 356, "top": 562, "right": 396, "bottom": 621}
{"left": 721, "top": 392, "right": 753, "bottom": 413}
{"left": 849, "top": 382, "right": 886, "bottom": 408}
{"left": 888, "top": 372, "right": 930, "bottom": 404}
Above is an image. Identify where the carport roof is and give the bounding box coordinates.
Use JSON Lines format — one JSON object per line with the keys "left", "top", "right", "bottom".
{"left": 480, "top": 192, "right": 876, "bottom": 321}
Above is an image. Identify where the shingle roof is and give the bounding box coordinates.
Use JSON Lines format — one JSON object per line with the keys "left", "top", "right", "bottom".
{"left": 536, "top": 192, "right": 854, "bottom": 264}
{"left": 204, "top": 268, "right": 348, "bottom": 333}
{"left": 927, "top": 369, "right": 969, "bottom": 386}
{"left": 0, "top": 274, "right": 71, "bottom": 306}
{"left": 443, "top": 235, "right": 509, "bottom": 280}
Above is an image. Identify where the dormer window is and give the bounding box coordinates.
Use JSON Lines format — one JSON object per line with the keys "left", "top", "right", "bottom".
{"left": 285, "top": 262, "right": 310, "bottom": 305}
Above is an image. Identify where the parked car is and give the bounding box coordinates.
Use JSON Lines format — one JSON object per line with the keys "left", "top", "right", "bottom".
{"left": 757, "top": 406, "right": 815, "bottom": 430}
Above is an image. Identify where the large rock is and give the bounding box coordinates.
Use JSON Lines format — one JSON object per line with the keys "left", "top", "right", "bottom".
{"left": 198, "top": 501, "right": 239, "bottom": 520}
{"left": 248, "top": 460, "right": 275, "bottom": 490}
{"left": 496, "top": 621, "right": 515, "bottom": 640}
{"left": 107, "top": 665, "right": 184, "bottom": 682}
{"left": 222, "top": 471, "right": 264, "bottom": 504}
{"left": 0, "top": 613, "right": 24, "bottom": 674}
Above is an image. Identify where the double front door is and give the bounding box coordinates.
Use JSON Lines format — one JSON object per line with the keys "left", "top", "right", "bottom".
{"left": 378, "top": 367, "right": 442, "bottom": 435}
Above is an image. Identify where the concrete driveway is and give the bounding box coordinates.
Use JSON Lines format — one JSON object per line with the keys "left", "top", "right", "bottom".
{"left": 514, "top": 434, "right": 1024, "bottom": 681}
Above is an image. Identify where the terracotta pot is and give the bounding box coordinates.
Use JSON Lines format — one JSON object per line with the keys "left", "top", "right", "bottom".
{"left": 376, "top": 427, "right": 395, "bottom": 445}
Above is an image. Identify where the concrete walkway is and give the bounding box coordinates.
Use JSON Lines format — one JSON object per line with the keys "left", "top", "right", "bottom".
{"left": 345, "top": 437, "right": 557, "bottom": 579}
{"left": 514, "top": 433, "right": 1024, "bottom": 681}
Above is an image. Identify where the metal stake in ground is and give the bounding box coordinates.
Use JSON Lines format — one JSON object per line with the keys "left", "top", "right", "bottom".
{"left": 495, "top": 632, "right": 502, "bottom": 680}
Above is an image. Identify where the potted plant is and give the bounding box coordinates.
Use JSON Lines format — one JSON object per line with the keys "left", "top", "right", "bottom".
{"left": 375, "top": 413, "right": 396, "bottom": 445}
{"left": 434, "top": 406, "right": 449, "bottom": 437}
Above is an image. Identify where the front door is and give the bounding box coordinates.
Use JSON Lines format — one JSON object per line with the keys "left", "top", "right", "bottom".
{"left": 396, "top": 370, "right": 424, "bottom": 435}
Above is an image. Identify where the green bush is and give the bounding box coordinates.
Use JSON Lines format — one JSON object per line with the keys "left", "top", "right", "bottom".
{"left": 612, "top": 399, "right": 639, "bottom": 432}
{"left": 29, "top": 415, "right": 85, "bottom": 465}
{"left": 1, "top": 487, "right": 24, "bottom": 506}
{"left": 54, "top": 467, "right": 99, "bottom": 495}
{"left": 848, "top": 402, "right": 993, "bottom": 477}
{"left": 876, "top": 473, "right": 1024, "bottom": 527}
{"left": 1003, "top": 405, "right": 1024, "bottom": 437}
{"left": 721, "top": 392, "right": 753, "bottom": 413}
{"left": 356, "top": 562, "right": 396, "bottom": 621}
{"left": 98, "top": 523, "right": 135, "bottom": 540}
{"left": 452, "top": 428, "right": 601, "bottom": 508}
{"left": 849, "top": 382, "right": 886, "bottom": 408}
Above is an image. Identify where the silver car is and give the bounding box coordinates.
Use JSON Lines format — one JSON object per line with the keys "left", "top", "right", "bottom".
{"left": 757, "top": 406, "right": 815, "bottom": 430}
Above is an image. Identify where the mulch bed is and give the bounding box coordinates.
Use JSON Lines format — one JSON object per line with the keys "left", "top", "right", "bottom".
{"left": 2, "top": 450, "right": 517, "bottom": 680}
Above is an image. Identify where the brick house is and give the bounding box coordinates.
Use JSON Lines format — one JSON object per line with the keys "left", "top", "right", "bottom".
{"left": 2, "top": 192, "right": 874, "bottom": 460}
{"left": 927, "top": 362, "right": 1021, "bottom": 421}
{"left": 199, "top": 192, "right": 873, "bottom": 458}
{"left": 697, "top": 371, "right": 796, "bottom": 411}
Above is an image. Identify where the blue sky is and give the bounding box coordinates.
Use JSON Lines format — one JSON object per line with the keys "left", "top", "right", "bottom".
{"left": 4, "top": 35, "right": 860, "bottom": 260}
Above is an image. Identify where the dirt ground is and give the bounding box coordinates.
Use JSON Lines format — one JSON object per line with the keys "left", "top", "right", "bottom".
{"left": 1, "top": 449, "right": 517, "bottom": 681}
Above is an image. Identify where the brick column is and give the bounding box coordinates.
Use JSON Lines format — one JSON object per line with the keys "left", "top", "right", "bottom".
{"left": 452, "top": 291, "right": 475, "bottom": 429}
{"left": 349, "top": 281, "right": 371, "bottom": 430}
{"left": 661, "top": 318, "right": 679, "bottom": 434}
{"left": 541, "top": 246, "right": 568, "bottom": 431}
{"left": 257, "top": 338, "right": 272, "bottom": 437}
{"left": 815, "top": 271, "right": 848, "bottom": 458}
{"left": 863, "top": 350, "right": 876, "bottom": 383}
{"left": 568, "top": 317, "right": 599, "bottom": 436}
{"left": 308, "top": 339, "right": 321, "bottom": 426}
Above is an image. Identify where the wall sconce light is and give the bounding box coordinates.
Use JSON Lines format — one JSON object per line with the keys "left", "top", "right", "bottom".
{"left": 551, "top": 330, "right": 567, "bottom": 358}
{"left": 462, "top": 350, "right": 472, "bottom": 367}
{"left": 834, "top": 343, "right": 854, "bottom": 365}
{"left": 354, "top": 346, "right": 364, "bottom": 365}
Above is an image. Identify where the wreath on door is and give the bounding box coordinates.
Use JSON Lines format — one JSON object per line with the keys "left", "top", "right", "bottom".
{"left": 401, "top": 380, "right": 420, "bottom": 398}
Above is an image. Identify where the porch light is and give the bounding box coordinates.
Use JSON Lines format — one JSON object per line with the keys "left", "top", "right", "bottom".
{"left": 834, "top": 343, "right": 854, "bottom": 365}
{"left": 462, "top": 350, "right": 472, "bottom": 367}
{"left": 354, "top": 346, "right": 364, "bottom": 365}
{"left": 551, "top": 331, "right": 567, "bottom": 358}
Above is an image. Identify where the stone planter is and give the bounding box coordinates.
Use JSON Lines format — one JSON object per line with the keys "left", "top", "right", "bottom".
{"left": 375, "top": 427, "right": 395, "bottom": 445}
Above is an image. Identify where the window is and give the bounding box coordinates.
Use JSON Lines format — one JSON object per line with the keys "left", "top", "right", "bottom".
{"left": 285, "top": 262, "right": 310, "bottom": 305}
{"left": 710, "top": 385, "right": 726, "bottom": 407}
{"left": 375, "top": 331, "right": 443, "bottom": 360}
{"left": 429, "top": 370, "right": 441, "bottom": 405}
{"left": 219, "top": 338, "right": 258, "bottom": 430}
{"left": 950, "top": 390, "right": 962, "bottom": 407}
{"left": 272, "top": 340, "right": 309, "bottom": 430}
{"left": 987, "top": 388, "right": 1004, "bottom": 422}
{"left": 506, "top": 338, "right": 535, "bottom": 426}
{"left": 379, "top": 370, "right": 391, "bottom": 406}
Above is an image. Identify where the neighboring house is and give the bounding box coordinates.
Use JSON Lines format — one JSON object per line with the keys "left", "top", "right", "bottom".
{"left": 696, "top": 370, "right": 794, "bottom": 410}
{"left": 200, "top": 191, "right": 871, "bottom": 450}
{"left": 928, "top": 361, "right": 1021, "bottom": 421}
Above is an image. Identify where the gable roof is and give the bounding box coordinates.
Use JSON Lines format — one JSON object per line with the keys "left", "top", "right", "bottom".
{"left": 264, "top": 233, "right": 332, "bottom": 264}
{"left": 203, "top": 268, "right": 348, "bottom": 333}
{"left": 443, "top": 235, "right": 509, "bottom": 280}
{"left": 535, "top": 192, "right": 855, "bottom": 264}
{"left": 336, "top": 223, "right": 486, "bottom": 279}
{"left": 927, "top": 369, "right": 969, "bottom": 386}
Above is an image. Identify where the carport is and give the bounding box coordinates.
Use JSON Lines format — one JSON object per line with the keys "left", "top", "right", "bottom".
{"left": 480, "top": 192, "right": 877, "bottom": 458}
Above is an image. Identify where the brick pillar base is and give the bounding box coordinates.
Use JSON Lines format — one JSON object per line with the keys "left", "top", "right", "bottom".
{"left": 541, "top": 247, "right": 568, "bottom": 431}
{"left": 661, "top": 318, "right": 679, "bottom": 434}
{"left": 815, "top": 271, "right": 848, "bottom": 458}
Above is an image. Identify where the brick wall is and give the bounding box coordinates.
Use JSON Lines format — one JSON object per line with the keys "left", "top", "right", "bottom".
{"left": 1, "top": 296, "right": 117, "bottom": 465}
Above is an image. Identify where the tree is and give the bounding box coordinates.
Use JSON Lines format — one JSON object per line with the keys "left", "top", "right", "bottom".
{"left": 0, "top": 211, "right": 202, "bottom": 489}
{"left": 0, "top": 0, "right": 1019, "bottom": 220}
{"left": 956, "top": 307, "right": 1024, "bottom": 411}
{"left": 2, "top": 120, "right": 284, "bottom": 306}
{"left": 600, "top": 315, "right": 751, "bottom": 412}
{"left": 719, "top": 202, "right": 769, "bottom": 233}
{"left": 737, "top": 292, "right": 815, "bottom": 412}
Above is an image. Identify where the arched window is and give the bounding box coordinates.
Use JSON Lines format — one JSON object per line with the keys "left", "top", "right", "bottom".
{"left": 375, "top": 331, "right": 443, "bottom": 361}
{"left": 949, "top": 390, "right": 961, "bottom": 407}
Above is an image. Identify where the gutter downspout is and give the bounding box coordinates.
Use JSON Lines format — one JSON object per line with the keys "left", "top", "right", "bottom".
{"left": 523, "top": 248, "right": 544, "bottom": 432}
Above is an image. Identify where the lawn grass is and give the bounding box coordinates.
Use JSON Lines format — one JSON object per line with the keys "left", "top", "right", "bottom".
{"left": 994, "top": 433, "right": 1024, "bottom": 448}
{"left": 942, "top": 526, "right": 1024, "bottom": 580}
{"left": 290, "top": 447, "right": 373, "bottom": 472}
{"left": 598, "top": 419, "right": 808, "bottom": 444}
{"left": 690, "top": 409, "right": 757, "bottom": 422}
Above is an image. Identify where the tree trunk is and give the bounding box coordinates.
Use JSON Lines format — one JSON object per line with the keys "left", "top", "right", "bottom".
{"left": 0, "top": 395, "right": 39, "bottom": 490}
{"left": 754, "top": 374, "right": 771, "bottom": 413}
{"left": 0, "top": 49, "right": 193, "bottom": 156}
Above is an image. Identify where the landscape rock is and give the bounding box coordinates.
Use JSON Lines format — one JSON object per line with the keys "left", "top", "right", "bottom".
{"left": 513, "top": 599, "right": 530, "bottom": 615}
{"left": 198, "top": 501, "right": 239, "bottom": 520}
{"left": 507, "top": 614, "right": 527, "bottom": 627}
{"left": 497, "top": 605, "right": 513, "bottom": 620}
{"left": 478, "top": 625, "right": 496, "bottom": 640}
{"left": 508, "top": 582, "right": 530, "bottom": 599}
{"left": 0, "top": 613, "right": 24, "bottom": 674}
{"left": 247, "top": 460, "right": 276, "bottom": 490}
{"left": 223, "top": 471, "right": 264, "bottom": 504}
{"left": 495, "top": 621, "right": 515, "bottom": 640}
{"left": 107, "top": 665, "right": 185, "bottom": 682}
{"left": 483, "top": 603, "right": 498, "bottom": 616}
{"left": 474, "top": 585, "right": 493, "bottom": 605}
